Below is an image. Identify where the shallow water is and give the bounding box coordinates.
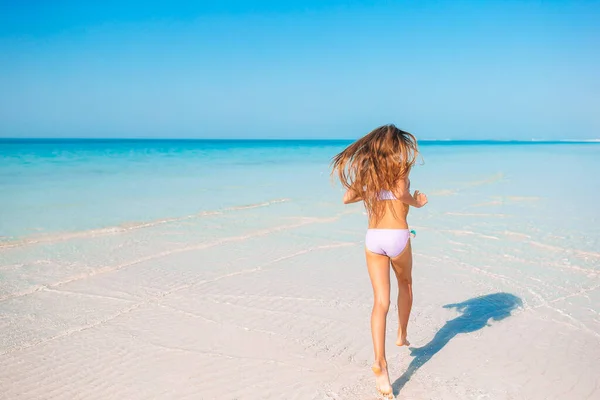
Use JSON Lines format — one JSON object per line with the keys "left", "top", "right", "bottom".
{"left": 2, "top": 139, "right": 598, "bottom": 239}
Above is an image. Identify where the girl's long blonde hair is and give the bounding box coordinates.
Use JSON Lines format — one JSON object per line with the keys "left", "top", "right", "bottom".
{"left": 331, "top": 124, "right": 419, "bottom": 222}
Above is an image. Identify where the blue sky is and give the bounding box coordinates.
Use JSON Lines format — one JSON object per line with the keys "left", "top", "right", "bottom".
{"left": 0, "top": 0, "right": 598, "bottom": 139}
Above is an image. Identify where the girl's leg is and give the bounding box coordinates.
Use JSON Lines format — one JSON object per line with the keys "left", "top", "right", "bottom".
{"left": 391, "top": 240, "right": 413, "bottom": 346}
{"left": 365, "top": 249, "right": 393, "bottom": 398}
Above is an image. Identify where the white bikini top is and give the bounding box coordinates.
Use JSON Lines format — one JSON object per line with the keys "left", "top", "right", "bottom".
{"left": 377, "top": 179, "right": 410, "bottom": 201}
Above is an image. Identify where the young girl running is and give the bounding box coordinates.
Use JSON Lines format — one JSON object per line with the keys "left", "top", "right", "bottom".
{"left": 331, "top": 124, "right": 428, "bottom": 398}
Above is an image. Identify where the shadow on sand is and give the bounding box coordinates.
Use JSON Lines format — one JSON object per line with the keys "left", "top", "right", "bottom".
{"left": 392, "top": 292, "right": 523, "bottom": 395}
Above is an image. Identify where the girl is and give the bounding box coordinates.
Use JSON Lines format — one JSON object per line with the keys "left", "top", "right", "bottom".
{"left": 331, "top": 124, "right": 428, "bottom": 398}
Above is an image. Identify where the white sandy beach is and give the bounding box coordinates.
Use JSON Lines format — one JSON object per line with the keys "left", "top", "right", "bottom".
{"left": 1, "top": 143, "right": 600, "bottom": 399}
{"left": 1, "top": 195, "right": 599, "bottom": 398}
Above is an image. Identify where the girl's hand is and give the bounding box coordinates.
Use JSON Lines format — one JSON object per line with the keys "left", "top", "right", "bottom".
{"left": 413, "top": 190, "right": 428, "bottom": 208}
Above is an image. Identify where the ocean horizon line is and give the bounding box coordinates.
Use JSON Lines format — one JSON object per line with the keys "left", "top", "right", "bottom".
{"left": 1, "top": 138, "right": 599, "bottom": 145}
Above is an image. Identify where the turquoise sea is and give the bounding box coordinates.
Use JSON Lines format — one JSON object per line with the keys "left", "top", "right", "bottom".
{"left": 2, "top": 139, "right": 599, "bottom": 242}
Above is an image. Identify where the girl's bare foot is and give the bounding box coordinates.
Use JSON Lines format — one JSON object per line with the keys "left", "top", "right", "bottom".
{"left": 396, "top": 332, "right": 410, "bottom": 347}
{"left": 371, "top": 361, "right": 393, "bottom": 398}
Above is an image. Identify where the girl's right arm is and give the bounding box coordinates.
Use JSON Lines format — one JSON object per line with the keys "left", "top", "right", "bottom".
{"left": 343, "top": 187, "right": 362, "bottom": 204}
{"left": 394, "top": 178, "right": 428, "bottom": 208}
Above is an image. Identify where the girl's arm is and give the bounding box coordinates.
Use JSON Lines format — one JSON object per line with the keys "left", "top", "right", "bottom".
{"left": 343, "top": 187, "right": 362, "bottom": 204}
{"left": 394, "top": 178, "right": 428, "bottom": 208}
